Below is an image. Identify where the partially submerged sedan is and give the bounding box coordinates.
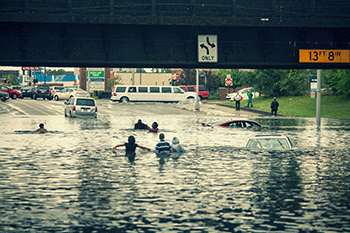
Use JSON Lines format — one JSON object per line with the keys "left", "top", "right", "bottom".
{"left": 64, "top": 97, "right": 97, "bottom": 118}
{"left": 202, "top": 120, "right": 261, "bottom": 128}
{"left": 245, "top": 135, "right": 293, "bottom": 149}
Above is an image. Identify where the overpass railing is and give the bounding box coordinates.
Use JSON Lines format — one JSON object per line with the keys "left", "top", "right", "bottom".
{"left": 1, "top": 0, "right": 350, "bottom": 19}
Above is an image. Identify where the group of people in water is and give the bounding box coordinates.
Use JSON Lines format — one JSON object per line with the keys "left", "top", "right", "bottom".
{"left": 112, "top": 119, "right": 186, "bottom": 161}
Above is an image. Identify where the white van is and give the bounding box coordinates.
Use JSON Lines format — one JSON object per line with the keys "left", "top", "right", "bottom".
{"left": 110, "top": 85, "right": 196, "bottom": 103}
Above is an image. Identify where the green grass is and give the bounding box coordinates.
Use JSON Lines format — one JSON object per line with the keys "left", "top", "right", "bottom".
{"left": 221, "top": 95, "right": 350, "bottom": 119}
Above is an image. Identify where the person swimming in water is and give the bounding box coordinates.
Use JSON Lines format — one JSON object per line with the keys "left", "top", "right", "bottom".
{"left": 112, "top": 136, "right": 151, "bottom": 161}
{"left": 134, "top": 119, "right": 148, "bottom": 129}
{"left": 148, "top": 122, "right": 158, "bottom": 132}
{"left": 36, "top": 123, "right": 47, "bottom": 133}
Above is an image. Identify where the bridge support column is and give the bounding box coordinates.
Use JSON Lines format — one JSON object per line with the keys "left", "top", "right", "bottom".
{"left": 104, "top": 68, "right": 110, "bottom": 91}
{"left": 79, "top": 68, "right": 87, "bottom": 90}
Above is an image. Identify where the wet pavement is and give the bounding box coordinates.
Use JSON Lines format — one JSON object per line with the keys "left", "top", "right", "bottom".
{"left": 1, "top": 100, "right": 350, "bottom": 232}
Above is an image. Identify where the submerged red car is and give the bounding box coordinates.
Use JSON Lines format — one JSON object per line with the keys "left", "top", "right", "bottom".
{"left": 202, "top": 120, "right": 261, "bottom": 128}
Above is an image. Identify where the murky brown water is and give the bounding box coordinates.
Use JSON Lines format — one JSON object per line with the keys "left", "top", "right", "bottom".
{"left": 1, "top": 113, "right": 350, "bottom": 232}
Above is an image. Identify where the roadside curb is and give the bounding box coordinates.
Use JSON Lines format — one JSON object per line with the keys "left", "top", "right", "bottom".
{"left": 217, "top": 104, "right": 287, "bottom": 117}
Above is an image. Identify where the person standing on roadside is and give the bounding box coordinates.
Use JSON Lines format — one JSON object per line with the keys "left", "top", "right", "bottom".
{"left": 271, "top": 97, "right": 279, "bottom": 116}
{"left": 234, "top": 92, "right": 242, "bottom": 111}
{"left": 247, "top": 90, "right": 253, "bottom": 107}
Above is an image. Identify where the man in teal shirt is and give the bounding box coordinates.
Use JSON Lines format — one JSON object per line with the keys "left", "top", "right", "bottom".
{"left": 247, "top": 90, "right": 253, "bottom": 107}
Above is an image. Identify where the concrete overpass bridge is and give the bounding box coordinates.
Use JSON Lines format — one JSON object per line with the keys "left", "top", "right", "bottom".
{"left": 1, "top": 0, "right": 350, "bottom": 69}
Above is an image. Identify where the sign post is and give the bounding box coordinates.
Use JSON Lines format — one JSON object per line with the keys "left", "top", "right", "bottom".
{"left": 225, "top": 74, "right": 233, "bottom": 94}
{"left": 316, "top": 69, "right": 321, "bottom": 129}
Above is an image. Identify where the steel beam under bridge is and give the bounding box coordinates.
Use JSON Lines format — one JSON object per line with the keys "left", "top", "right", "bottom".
{"left": 1, "top": 22, "right": 350, "bottom": 69}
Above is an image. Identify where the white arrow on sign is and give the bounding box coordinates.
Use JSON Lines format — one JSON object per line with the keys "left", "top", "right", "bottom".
{"left": 198, "top": 35, "right": 217, "bottom": 63}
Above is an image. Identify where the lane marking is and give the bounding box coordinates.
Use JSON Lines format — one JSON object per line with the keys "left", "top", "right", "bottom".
{"left": 0, "top": 101, "right": 29, "bottom": 115}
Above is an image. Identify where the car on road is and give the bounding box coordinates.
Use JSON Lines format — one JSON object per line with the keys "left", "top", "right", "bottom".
{"left": 54, "top": 87, "right": 90, "bottom": 101}
{"left": 111, "top": 85, "right": 196, "bottom": 103}
{"left": 64, "top": 97, "right": 97, "bottom": 118}
{"left": 226, "top": 87, "right": 259, "bottom": 101}
{"left": 0, "top": 85, "right": 23, "bottom": 99}
{"left": 179, "top": 85, "right": 209, "bottom": 100}
{"left": 33, "top": 84, "right": 53, "bottom": 100}
{"left": 20, "top": 86, "right": 36, "bottom": 98}
{"left": 245, "top": 135, "right": 293, "bottom": 149}
{"left": 0, "top": 91, "right": 9, "bottom": 101}
{"left": 202, "top": 120, "right": 261, "bottom": 128}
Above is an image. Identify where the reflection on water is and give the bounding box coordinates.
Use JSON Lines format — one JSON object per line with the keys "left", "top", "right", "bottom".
{"left": 0, "top": 115, "right": 350, "bottom": 232}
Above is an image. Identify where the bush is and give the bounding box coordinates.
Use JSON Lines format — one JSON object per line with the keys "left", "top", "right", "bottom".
{"left": 208, "top": 92, "right": 220, "bottom": 100}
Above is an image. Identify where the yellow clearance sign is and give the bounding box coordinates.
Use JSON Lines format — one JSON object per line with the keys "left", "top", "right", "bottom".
{"left": 299, "top": 49, "right": 350, "bottom": 63}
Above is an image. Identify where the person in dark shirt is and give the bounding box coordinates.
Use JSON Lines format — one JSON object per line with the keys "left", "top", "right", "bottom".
{"left": 271, "top": 97, "right": 279, "bottom": 116}
{"left": 134, "top": 119, "right": 148, "bottom": 129}
{"left": 112, "top": 136, "right": 151, "bottom": 161}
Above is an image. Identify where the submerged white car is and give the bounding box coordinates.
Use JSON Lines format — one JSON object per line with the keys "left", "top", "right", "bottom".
{"left": 245, "top": 135, "right": 293, "bottom": 149}
{"left": 64, "top": 97, "right": 97, "bottom": 118}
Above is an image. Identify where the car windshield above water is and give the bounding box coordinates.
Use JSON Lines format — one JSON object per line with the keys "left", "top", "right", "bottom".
{"left": 245, "top": 135, "right": 293, "bottom": 149}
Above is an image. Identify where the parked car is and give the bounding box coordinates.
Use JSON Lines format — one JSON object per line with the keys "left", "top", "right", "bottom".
{"left": 245, "top": 135, "right": 293, "bottom": 149}
{"left": 20, "top": 86, "right": 36, "bottom": 98}
{"left": 226, "top": 87, "right": 259, "bottom": 101}
{"left": 0, "top": 91, "right": 9, "bottom": 101}
{"left": 110, "top": 85, "right": 196, "bottom": 103}
{"left": 179, "top": 85, "right": 209, "bottom": 100}
{"left": 64, "top": 97, "right": 97, "bottom": 118}
{"left": 33, "top": 84, "right": 53, "bottom": 100}
{"left": 50, "top": 86, "right": 64, "bottom": 96}
{"left": 54, "top": 87, "right": 89, "bottom": 101}
{"left": 0, "top": 84, "right": 23, "bottom": 99}
{"left": 202, "top": 120, "right": 261, "bottom": 128}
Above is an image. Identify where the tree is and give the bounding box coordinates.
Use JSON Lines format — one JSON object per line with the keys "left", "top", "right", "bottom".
{"left": 109, "top": 74, "right": 123, "bottom": 88}
{"left": 46, "top": 69, "right": 66, "bottom": 76}
{"left": 254, "top": 69, "right": 308, "bottom": 97}
{"left": 178, "top": 69, "right": 197, "bottom": 85}
{"left": 6, "top": 75, "right": 19, "bottom": 86}
{"left": 323, "top": 69, "right": 350, "bottom": 98}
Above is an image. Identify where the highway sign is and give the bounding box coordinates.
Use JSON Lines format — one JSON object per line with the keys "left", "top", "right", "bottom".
{"left": 299, "top": 49, "right": 350, "bottom": 63}
{"left": 88, "top": 70, "right": 105, "bottom": 77}
{"left": 198, "top": 35, "right": 217, "bottom": 63}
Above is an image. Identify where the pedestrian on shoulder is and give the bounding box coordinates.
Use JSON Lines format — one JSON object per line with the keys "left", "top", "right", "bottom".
{"left": 271, "top": 97, "right": 279, "bottom": 116}
{"left": 234, "top": 92, "right": 242, "bottom": 111}
{"left": 247, "top": 90, "right": 253, "bottom": 107}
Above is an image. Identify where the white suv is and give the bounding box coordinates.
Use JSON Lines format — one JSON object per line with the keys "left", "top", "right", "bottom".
{"left": 64, "top": 97, "right": 97, "bottom": 118}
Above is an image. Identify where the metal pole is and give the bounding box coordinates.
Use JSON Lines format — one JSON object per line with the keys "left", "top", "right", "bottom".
{"left": 195, "top": 69, "right": 200, "bottom": 111}
{"left": 316, "top": 69, "right": 321, "bottom": 128}
{"left": 140, "top": 70, "right": 142, "bottom": 85}
{"left": 132, "top": 68, "right": 135, "bottom": 85}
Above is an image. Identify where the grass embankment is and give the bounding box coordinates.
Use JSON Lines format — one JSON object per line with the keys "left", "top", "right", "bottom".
{"left": 221, "top": 95, "right": 350, "bottom": 119}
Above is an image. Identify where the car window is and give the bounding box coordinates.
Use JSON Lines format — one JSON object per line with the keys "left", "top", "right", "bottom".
{"left": 174, "top": 87, "right": 183, "bottom": 93}
{"left": 116, "top": 87, "right": 126, "bottom": 92}
{"left": 128, "top": 87, "right": 136, "bottom": 93}
{"left": 188, "top": 87, "right": 195, "bottom": 92}
{"left": 138, "top": 87, "right": 148, "bottom": 93}
{"left": 199, "top": 86, "right": 207, "bottom": 91}
{"left": 180, "top": 87, "right": 186, "bottom": 91}
{"left": 76, "top": 99, "right": 95, "bottom": 106}
{"left": 161, "top": 87, "right": 171, "bottom": 93}
{"left": 150, "top": 87, "right": 160, "bottom": 93}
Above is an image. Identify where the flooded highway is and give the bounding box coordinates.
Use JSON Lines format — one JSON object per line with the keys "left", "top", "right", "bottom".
{"left": 0, "top": 100, "right": 350, "bottom": 232}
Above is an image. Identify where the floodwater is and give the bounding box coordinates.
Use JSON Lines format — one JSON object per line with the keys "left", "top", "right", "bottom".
{"left": 1, "top": 109, "right": 350, "bottom": 232}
